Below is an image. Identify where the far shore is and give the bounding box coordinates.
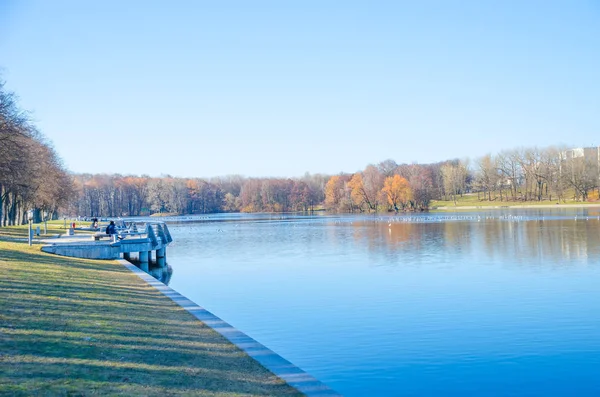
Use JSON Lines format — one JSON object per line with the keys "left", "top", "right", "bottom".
{"left": 432, "top": 203, "right": 600, "bottom": 211}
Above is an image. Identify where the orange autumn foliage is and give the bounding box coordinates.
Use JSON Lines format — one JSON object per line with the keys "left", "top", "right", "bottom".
{"left": 382, "top": 175, "right": 412, "bottom": 210}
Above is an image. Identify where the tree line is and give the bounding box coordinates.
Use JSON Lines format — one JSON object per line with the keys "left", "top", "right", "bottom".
{"left": 43, "top": 147, "right": 600, "bottom": 218}
{"left": 69, "top": 173, "right": 329, "bottom": 217}
{"left": 4, "top": 78, "right": 599, "bottom": 223}
{"left": 0, "top": 80, "right": 73, "bottom": 226}
{"left": 68, "top": 144, "right": 600, "bottom": 218}
{"left": 67, "top": 164, "right": 449, "bottom": 217}
{"left": 332, "top": 145, "right": 600, "bottom": 212}
{"left": 444, "top": 146, "right": 600, "bottom": 204}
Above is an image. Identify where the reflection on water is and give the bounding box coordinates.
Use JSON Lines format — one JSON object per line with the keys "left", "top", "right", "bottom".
{"left": 127, "top": 257, "right": 173, "bottom": 285}
{"left": 166, "top": 210, "right": 600, "bottom": 396}
{"left": 149, "top": 263, "right": 173, "bottom": 285}
{"left": 353, "top": 216, "right": 600, "bottom": 266}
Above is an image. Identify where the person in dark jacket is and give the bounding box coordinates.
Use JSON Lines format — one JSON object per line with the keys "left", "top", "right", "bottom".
{"left": 106, "top": 221, "right": 117, "bottom": 235}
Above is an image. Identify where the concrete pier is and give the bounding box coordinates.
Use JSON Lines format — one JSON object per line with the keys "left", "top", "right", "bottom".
{"left": 41, "top": 221, "right": 173, "bottom": 278}
{"left": 139, "top": 251, "right": 149, "bottom": 272}
{"left": 156, "top": 247, "right": 166, "bottom": 267}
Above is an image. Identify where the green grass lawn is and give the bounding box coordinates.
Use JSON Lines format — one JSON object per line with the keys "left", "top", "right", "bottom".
{"left": 431, "top": 191, "right": 599, "bottom": 208}
{"left": 0, "top": 225, "right": 302, "bottom": 397}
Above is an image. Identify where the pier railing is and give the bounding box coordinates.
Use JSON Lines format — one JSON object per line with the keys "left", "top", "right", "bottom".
{"left": 118, "top": 221, "right": 173, "bottom": 247}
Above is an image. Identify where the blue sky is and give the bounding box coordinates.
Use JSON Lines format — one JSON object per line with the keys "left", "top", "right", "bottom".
{"left": 1, "top": 0, "right": 599, "bottom": 178}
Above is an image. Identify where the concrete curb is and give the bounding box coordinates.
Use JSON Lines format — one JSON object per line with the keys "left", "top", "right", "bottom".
{"left": 118, "top": 259, "right": 341, "bottom": 397}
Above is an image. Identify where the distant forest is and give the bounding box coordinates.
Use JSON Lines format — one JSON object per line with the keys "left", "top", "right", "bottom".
{"left": 2, "top": 80, "right": 599, "bottom": 225}
{"left": 67, "top": 144, "right": 599, "bottom": 218}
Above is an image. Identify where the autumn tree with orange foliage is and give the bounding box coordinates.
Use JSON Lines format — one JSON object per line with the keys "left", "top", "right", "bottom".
{"left": 324, "top": 174, "right": 353, "bottom": 212}
{"left": 348, "top": 173, "right": 381, "bottom": 211}
{"left": 325, "top": 176, "right": 342, "bottom": 207}
{"left": 347, "top": 174, "right": 364, "bottom": 210}
{"left": 347, "top": 166, "right": 384, "bottom": 212}
{"left": 382, "top": 175, "right": 412, "bottom": 211}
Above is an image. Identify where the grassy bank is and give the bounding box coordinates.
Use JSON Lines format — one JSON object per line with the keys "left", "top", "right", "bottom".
{"left": 431, "top": 192, "right": 600, "bottom": 210}
{"left": 0, "top": 226, "right": 302, "bottom": 396}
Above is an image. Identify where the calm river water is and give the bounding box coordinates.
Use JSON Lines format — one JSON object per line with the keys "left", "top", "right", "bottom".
{"left": 163, "top": 210, "right": 600, "bottom": 396}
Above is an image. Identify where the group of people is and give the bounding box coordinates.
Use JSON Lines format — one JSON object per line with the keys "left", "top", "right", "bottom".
{"left": 89, "top": 218, "right": 120, "bottom": 235}
{"left": 88, "top": 218, "right": 126, "bottom": 241}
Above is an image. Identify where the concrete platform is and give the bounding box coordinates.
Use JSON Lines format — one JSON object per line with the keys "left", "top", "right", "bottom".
{"left": 41, "top": 222, "right": 172, "bottom": 262}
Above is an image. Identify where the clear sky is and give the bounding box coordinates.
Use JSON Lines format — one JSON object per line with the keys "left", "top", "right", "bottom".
{"left": 1, "top": 0, "right": 599, "bottom": 178}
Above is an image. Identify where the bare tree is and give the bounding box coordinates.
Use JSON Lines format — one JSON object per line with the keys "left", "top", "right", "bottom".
{"left": 561, "top": 150, "right": 599, "bottom": 201}
{"left": 377, "top": 159, "right": 398, "bottom": 178}
{"left": 496, "top": 150, "right": 522, "bottom": 201}
{"left": 541, "top": 146, "right": 565, "bottom": 202}
{"left": 362, "top": 165, "right": 384, "bottom": 210}
{"left": 475, "top": 154, "right": 499, "bottom": 201}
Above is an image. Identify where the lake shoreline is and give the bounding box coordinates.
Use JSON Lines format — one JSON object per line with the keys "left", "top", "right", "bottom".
{"left": 0, "top": 230, "right": 334, "bottom": 396}
{"left": 121, "top": 259, "right": 340, "bottom": 397}
{"left": 432, "top": 203, "right": 600, "bottom": 211}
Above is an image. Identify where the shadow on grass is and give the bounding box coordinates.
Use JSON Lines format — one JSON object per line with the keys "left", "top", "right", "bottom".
{"left": 1, "top": 239, "right": 303, "bottom": 397}
{"left": 0, "top": 224, "right": 68, "bottom": 241}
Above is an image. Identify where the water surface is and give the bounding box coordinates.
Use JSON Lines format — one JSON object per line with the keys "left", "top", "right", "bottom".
{"left": 165, "top": 210, "right": 600, "bottom": 396}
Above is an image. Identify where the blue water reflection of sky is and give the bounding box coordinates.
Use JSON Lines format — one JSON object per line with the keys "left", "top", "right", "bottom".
{"left": 166, "top": 211, "right": 600, "bottom": 396}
